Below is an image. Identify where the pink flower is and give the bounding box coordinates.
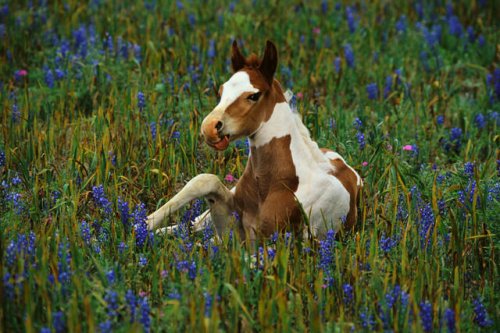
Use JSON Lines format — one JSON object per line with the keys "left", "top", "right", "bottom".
{"left": 362, "top": 161, "right": 368, "bottom": 167}
{"left": 224, "top": 174, "right": 235, "bottom": 182}
{"left": 297, "top": 92, "right": 304, "bottom": 99}
{"left": 16, "top": 69, "right": 28, "bottom": 76}
{"left": 402, "top": 145, "right": 413, "bottom": 151}
{"left": 313, "top": 27, "right": 321, "bottom": 35}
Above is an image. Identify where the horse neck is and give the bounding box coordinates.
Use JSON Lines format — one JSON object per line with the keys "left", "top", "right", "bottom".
{"left": 248, "top": 84, "right": 330, "bottom": 174}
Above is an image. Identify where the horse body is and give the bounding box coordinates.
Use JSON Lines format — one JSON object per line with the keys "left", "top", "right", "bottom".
{"left": 147, "top": 41, "right": 361, "bottom": 240}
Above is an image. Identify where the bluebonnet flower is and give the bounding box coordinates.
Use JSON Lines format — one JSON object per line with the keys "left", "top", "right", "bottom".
{"left": 345, "top": 6, "right": 356, "bottom": 33}
{"left": 419, "top": 203, "right": 435, "bottom": 248}
{"left": 395, "top": 15, "right": 407, "bottom": 33}
{"left": 11, "top": 174, "right": 21, "bottom": 186}
{"left": 132, "top": 202, "right": 148, "bottom": 248}
{"left": 444, "top": 308, "right": 455, "bottom": 333}
{"left": 356, "top": 131, "right": 365, "bottom": 150}
{"left": 318, "top": 230, "right": 336, "bottom": 287}
{"left": 44, "top": 66, "right": 55, "bottom": 88}
{"left": 40, "top": 328, "right": 51, "bottom": 333}
{"left": 396, "top": 195, "right": 408, "bottom": 221}
{"left": 204, "top": 292, "right": 213, "bottom": 317}
{"left": 126, "top": 289, "right": 137, "bottom": 323}
{"left": 0, "top": 149, "right": 5, "bottom": 167}
{"left": 106, "top": 269, "right": 115, "bottom": 285}
{"left": 437, "top": 115, "right": 444, "bottom": 125}
{"left": 360, "top": 309, "right": 376, "bottom": 329}
{"left": 419, "top": 301, "right": 433, "bottom": 332}
{"left": 447, "top": 16, "right": 463, "bottom": 37}
{"left": 379, "top": 233, "right": 398, "bottom": 253}
{"left": 477, "top": 34, "right": 485, "bottom": 47}
{"left": 202, "top": 225, "right": 214, "bottom": 250}
{"left": 334, "top": 57, "right": 341, "bottom": 74}
{"left": 118, "top": 197, "right": 130, "bottom": 231}
{"left": 466, "top": 26, "right": 475, "bottom": 43}
{"left": 464, "top": 162, "right": 474, "bottom": 178}
{"left": 98, "top": 320, "right": 112, "bottom": 333}
{"left": 474, "top": 113, "right": 486, "bottom": 129}
{"left": 92, "top": 185, "right": 112, "bottom": 216}
{"left": 105, "top": 290, "right": 119, "bottom": 317}
{"left": 80, "top": 221, "right": 91, "bottom": 244}
{"left": 343, "top": 44, "right": 354, "bottom": 68}
{"left": 171, "top": 131, "right": 180, "bottom": 140}
{"left": 366, "top": 83, "right": 378, "bottom": 100}
{"left": 473, "top": 297, "right": 493, "bottom": 327}
{"left": 383, "top": 75, "right": 392, "bottom": 98}
{"left": 342, "top": 283, "right": 354, "bottom": 305}
{"left": 353, "top": 117, "right": 362, "bottom": 130}
{"left": 133, "top": 44, "right": 141, "bottom": 61}
{"left": 140, "top": 297, "right": 151, "bottom": 333}
{"left": 207, "top": 39, "right": 216, "bottom": 59}
{"left": 438, "top": 199, "right": 446, "bottom": 216}
{"left": 421, "top": 25, "right": 441, "bottom": 48}
{"left": 53, "top": 311, "right": 66, "bottom": 333}
{"left": 137, "top": 91, "right": 146, "bottom": 112}
{"left": 6, "top": 191, "right": 24, "bottom": 215}
{"left": 150, "top": 122, "right": 157, "bottom": 140}
{"left": 11, "top": 103, "right": 20, "bottom": 123}
{"left": 487, "top": 182, "right": 500, "bottom": 202}
{"left": 176, "top": 260, "right": 197, "bottom": 280}
{"left": 54, "top": 68, "right": 65, "bottom": 80}
{"left": 139, "top": 255, "right": 148, "bottom": 267}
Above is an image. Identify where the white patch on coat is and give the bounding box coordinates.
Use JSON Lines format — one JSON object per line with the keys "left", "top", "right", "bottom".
{"left": 247, "top": 101, "right": 352, "bottom": 237}
{"left": 324, "top": 151, "right": 363, "bottom": 186}
{"left": 214, "top": 71, "right": 258, "bottom": 112}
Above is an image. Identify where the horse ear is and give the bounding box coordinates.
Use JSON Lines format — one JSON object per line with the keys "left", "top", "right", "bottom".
{"left": 231, "top": 40, "right": 246, "bottom": 72}
{"left": 259, "top": 40, "right": 278, "bottom": 85}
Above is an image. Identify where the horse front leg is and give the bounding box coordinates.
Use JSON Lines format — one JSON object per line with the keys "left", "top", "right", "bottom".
{"left": 147, "top": 174, "right": 235, "bottom": 237}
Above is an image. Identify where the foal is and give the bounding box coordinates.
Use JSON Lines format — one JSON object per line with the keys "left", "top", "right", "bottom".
{"left": 147, "top": 41, "right": 362, "bottom": 240}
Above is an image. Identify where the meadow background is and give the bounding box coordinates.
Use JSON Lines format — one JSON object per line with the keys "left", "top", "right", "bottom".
{"left": 1, "top": 0, "right": 499, "bottom": 332}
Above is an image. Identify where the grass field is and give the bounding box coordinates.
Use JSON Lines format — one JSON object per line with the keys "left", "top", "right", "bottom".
{"left": 0, "top": 0, "right": 499, "bottom": 332}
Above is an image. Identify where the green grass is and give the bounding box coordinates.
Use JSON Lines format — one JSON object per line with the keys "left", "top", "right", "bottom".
{"left": 0, "top": 0, "right": 498, "bottom": 332}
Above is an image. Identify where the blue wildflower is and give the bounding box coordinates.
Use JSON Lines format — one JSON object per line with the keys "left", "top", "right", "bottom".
{"left": 366, "top": 82, "right": 378, "bottom": 100}
{"left": 447, "top": 16, "right": 463, "bottom": 37}
{"left": 11, "top": 103, "right": 20, "bottom": 123}
{"left": 437, "top": 115, "right": 444, "bottom": 125}
{"left": 444, "top": 308, "right": 455, "bottom": 333}
{"left": 360, "top": 308, "right": 376, "bottom": 329}
{"left": 473, "top": 297, "right": 493, "bottom": 327}
{"left": 98, "top": 320, "right": 112, "bottom": 333}
{"left": 139, "top": 255, "right": 148, "bottom": 267}
{"left": 343, "top": 44, "right": 354, "bottom": 68}
{"left": 126, "top": 289, "right": 137, "bottom": 323}
{"left": 346, "top": 6, "right": 356, "bottom": 33}
{"left": 353, "top": 117, "right": 362, "bottom": 130}
{"left": 419, "top": 301, "right": 433, "bottom": 332}
{"left": 395, "top": 15, "right": 407, "bottom": 33}
{"left": 438, "top": 199, "right": 446, "bottom": 216}
{"left": 204, "top": 292, "right": 213, "bottom": 317}
{"left": 383, "top": 75, "right": 392, "bottom": 98}
{"left": 334, "top": 56, "right": 341, "bottom": 73}
{"left": 92, "top": 185, "right": 112, "bottom": 216}
{"left": 118, "top": 197, "right": 130, "bottom": 231}
{"left": 318, "top": 230, "right": 336, "bottom": 286}
{"left": 419, "top": 203, "right": 435, "bottom": 248}
{"left": 379, "top": 233, "right": 398, "bottom": 253}
{"left": 356, "top": 131, "right": 365, "bottom": 150}
{"left": 106, "top": 269, "right": 115, "bottom": 285}
{"left": 342, "top": 283, "right": 354, "bottom": 305}
{"left": 466, "top": 26, "right": 475, "bottom": 43}
{"left": 104, "top": 290, "right": 119, "bottom": 317}
{"left": 44, "top": 66, "right": 55, "bottom": 88}
{"left": 464, "top": 162, "right": 474, "bottom": 178}
{"left": 132, "top": 202, "right": 148, "bottom": 248}
{"left": 0, "top": 149, "right": 5, "bottom": 167}
{"left": 80, "top": 221, "right": 91, "bottom": 245}
{"left": 53, "top": 311, "right": 65, "bottom": 333}
{"left": 207, "top": 39, "right": 216, "bottom": 59}
{"left": 137, "top": 91, "right": 146, "bottom": 112}
{"left": 140, "top": 297, "right": 151, "bottom": 333}
{"left": 474, "top": 113, "right": 486, "bottom": 129}
{"left": 150, "top": 121, "right": 157, "bottom": 140}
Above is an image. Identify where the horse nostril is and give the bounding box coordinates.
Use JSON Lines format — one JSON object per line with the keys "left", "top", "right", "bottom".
{"left": 215, "top": 121, "right": 224, "bottom": 132}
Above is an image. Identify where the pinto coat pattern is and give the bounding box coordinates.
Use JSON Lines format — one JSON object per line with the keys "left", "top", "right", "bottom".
{"left": 147, "top": 41, "right": 362, "bottom": 240}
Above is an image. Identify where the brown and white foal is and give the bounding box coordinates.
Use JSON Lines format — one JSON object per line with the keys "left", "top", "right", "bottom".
{"left": 147, "top": 41, "right": 362, "bottom": 240}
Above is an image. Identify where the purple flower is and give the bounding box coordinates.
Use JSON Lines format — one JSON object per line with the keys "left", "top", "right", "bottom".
{"left": 118, "top": 197, "right": 130, "bottom": 231}
{"left": 80, "top": 221, "right": 91, "bottom": 244}
{"left": 419, "top": 301, "right": 433, "bottom": 332}
{"left": 343, "top": 44, "right": 355, "bottom": 68}
{"left": 11, "top": 103, "right": 20, "bottom": 123}
{"left": 334, "top": 57, "right": 341, "bottom": 73}
{"left": 419, "top": 203, "right": 435, "bottom": 248}
{"left": 395, "top": 15, "right": 407, "bottom": 33}
{"left": 437, "top": 115, "right": 444, "bottom": 125}
{"left": 366, "top": 82, "right": 378, "bottom": 100}
{"left": 207, "top": 39, "right": 216, "bottom": 59}
{"left": 379, "top": 233, "right": 398, "bottom": 253}
{"left": 137, "top": 91, "right": 146, "bottom": 112}
{"left": 104, "top": 291, "right": 118, "bottom": 319}
{"left": 126, "top": 289, "right": 137, "bottom": 322}
{"left": 356, "top": 131, "right": 365, "bottom": 150}
{"left": 444, "top": 308, "right": 455, "bottom": 333}
{"left": 132, "top": 202, "right": 148, "bottom": 248}
{"left": 464, "top": 162, "right": 474, "bottom": 178}
{"left": 342, "top": 283, "right": 354, "bottom": 305}
{"left": 140, "top": 297, "right": 151, "bottom": 333}
{"left": 204, "top": 292, "right": 213, "bottom": 317}
{"left": 346, "top": 6, "right": 356, "bottom": 33}
{"left": 99, "top": 320, "right": 112, "bottom": 333}
{"left": 473, "top": 297, "right": 493, "bottom": 327}
{"left": 150, "top": 121, "right": 157, "bottom": 140}
{"left": 0, "top": 149, "right": 5, "bottom": 167}
{"left": 92, "top": 185, "right": 112, "bottom": 215}
{"left": 53, "top": 311, "right": 66, "bottom": 333}
{"left": 353, "top": 117, "right": 362, "bottom": 130}
{"left": 44, "top": 66, "right": 55, "bottom": 88}
{"left": 139, "top": 255, "right": 148, "bottom": 267}
{"left": 106, "top": 269, "right": 115, "bottom": 285}
{"left": 383, "top": 75, "right": 393, "bottom": 98}
{"left": 318, "top": 230, "right": 336, "bottom": 287}
{"left": 447, "top": 16, "right": 463, "bottom": 37}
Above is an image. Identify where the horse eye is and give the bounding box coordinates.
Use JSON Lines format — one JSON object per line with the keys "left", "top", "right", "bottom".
{"left": 247, "top": 92, "right": 261, "bottom": 102}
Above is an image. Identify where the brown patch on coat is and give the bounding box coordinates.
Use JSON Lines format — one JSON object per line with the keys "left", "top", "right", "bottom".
{"left": 234, "top": 135, "right": 301, "bottom": 237}
{"left": 321, "top": 149, "right": 360, "bottom": 230}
